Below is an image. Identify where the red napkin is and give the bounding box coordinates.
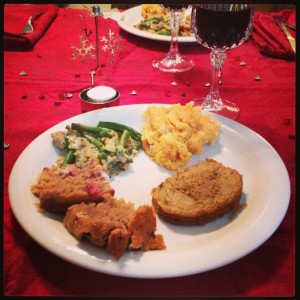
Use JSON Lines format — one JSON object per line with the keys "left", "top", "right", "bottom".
{"left": 4, "top": 4, "right": 58, "bottom": 51}
{"left": 252, "top": 10, "right": 296, "bottom": 60}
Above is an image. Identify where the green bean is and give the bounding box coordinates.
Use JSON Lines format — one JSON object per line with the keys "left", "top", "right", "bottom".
{"left": 114, "top": 139, "right": 124, "bottom": 158}
{"left": 71, "top": 123, "right": 101, "bottom": 133}
{"left": 71, "top": 123, "right": 114, "bottom": 138}
{"left": 97, "top": 121, "right": 142, "bottom": 142}
{"left": 98, "top": 129, "right": 116, "bottom": 138}
{"left": 83, "top": 133, "right": 106, "bottom": 152}
{"left": 157, "top": 29, "right": 170, "bottom": 35}
{"left": 62, "top": 149, "right": 75, "bottom": 166}
{"left": 99, "top": 151, "right": 108, "bottom": 161}
{"left": 124, "top": 147, "right": 133, "bottom": 156}
{"left": 119, "top": 130, "right": 130, "bottom": 146}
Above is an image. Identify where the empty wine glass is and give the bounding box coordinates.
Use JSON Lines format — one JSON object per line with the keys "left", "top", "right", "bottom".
{"left": 152, "top": 4, "right": 194, "bottom": 72}
{"left": 191, "top": 4, "right": 254, "bottom": 119}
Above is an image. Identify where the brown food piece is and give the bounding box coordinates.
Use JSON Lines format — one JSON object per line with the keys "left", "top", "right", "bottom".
{"left": 63, "top": 199, "right": 166, "bottom": 260}
{"left": 128, "top": 205, "right": 166, "bottom": 251}
{"left": 151, "top": 159, "right": 244, "bottom": 225}
{"left": 31, "top": 163, "right": 114, "bottom": 213}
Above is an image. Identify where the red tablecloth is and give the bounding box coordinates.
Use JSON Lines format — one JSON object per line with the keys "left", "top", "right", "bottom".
{"left": 4, "top": 5, "right": 295, "bottom": 297}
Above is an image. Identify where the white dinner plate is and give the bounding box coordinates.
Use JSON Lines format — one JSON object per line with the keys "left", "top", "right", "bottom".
{"left": 9, "top": 104, "right": 290, "bottom": 278}
{"left": 117, "top": 5, "right": 196, "bottom": 43}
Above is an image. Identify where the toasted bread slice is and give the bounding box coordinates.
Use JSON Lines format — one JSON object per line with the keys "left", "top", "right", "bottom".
{"left": 151, "top": 159, "right": 243, "bottom": 225}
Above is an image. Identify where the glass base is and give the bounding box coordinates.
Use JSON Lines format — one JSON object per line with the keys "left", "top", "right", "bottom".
{"left": 152, "top": 55, "right": 194, "bottom": 73}
{"left": 193, "top": 97, "right": 240, "bottom": 120}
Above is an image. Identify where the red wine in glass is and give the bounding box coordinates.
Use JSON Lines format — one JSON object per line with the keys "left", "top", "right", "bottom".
{"left": 194, "top": 6, "right": 252, "bottom": 49}
{"left": 191, "top": 4, "right": 254, "bottom": 119}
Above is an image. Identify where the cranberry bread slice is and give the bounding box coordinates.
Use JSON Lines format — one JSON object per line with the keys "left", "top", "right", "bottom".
{"left": 31, "top": 162, "right": 114, "bottom": 213}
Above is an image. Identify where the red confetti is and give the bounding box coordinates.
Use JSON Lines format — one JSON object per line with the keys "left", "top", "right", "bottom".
{"left": 21, "top": 93, "right": 27, "bottom": 99}
{"left": 74, "top": 73, "right": 80, "bottom": 78}
{"left": 39, "top": 94, "right": 46, "bottom": 99}
{"left": 58, "top": 93, "right": 65, "bottom": 100}
{"left": 54, "top": 100, "right": 61, "bottom": 106}
{"left": 65, "top": 93, "right": 73, "bottom": 98}
{"left": 180, "top": 92, "right": 186, "bottom": 97}
{"left": 37, "top": 53, "right": 42, "bottom": 58}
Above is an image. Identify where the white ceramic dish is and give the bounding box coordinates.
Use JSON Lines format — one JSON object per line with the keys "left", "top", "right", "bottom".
{"left": 9, "top": 104, "right": 290, "bottom": 278}
{"left": 117, "top": 5, "right": 196, "bottom": 43}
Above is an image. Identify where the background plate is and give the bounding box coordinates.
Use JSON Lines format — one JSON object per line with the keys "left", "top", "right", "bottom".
{"left": 9, "top": 104, "right": 290, "bottom": 278}
{"left": 117, "top": 5, "right": 196, "bottom": 43}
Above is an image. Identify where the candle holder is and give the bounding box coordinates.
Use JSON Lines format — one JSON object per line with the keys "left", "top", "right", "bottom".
{"left": 71, "top": 5, "right": 122, "bottom": 110}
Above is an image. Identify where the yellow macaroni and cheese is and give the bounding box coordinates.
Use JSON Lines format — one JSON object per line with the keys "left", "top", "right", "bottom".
{"left": 141, "top": 102, "right": 221, "bottom": 170}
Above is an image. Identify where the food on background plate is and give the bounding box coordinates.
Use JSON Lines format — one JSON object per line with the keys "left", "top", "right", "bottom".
{"left": 31, "top": 162, "right": 114, "bottom": 213}
{"left": 152, "top": 159, "right": 244, "bottom": 225}
{"left": 134, "top": 4, "right": 192, "bottom": 37}
{"left": 64, "top": 198, "right": 166, "bottom": 260}
{"left": 141, "top": 4, "right": 166, "bottom": 19}
{"left": 141, "top": 102, "right": 221, "bottom": 170}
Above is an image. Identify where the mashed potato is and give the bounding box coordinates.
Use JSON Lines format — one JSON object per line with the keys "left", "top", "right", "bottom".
{"left": 141, "top": 102, "right": 221, "bottom": 170}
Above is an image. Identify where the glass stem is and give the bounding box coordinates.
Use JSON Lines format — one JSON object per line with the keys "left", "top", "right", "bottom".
{"left": 203, "top": 49, "right": 226, "bottom": 110}
{"left": 167, "top": 11, "right": 181, "bottom": 59}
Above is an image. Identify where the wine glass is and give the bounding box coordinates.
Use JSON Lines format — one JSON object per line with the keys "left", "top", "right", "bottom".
{"left": 191, "top": 4, "right": 254, "bottom": 119}
{"left": 152, "top": 4, "right": 194, "bottom": 72}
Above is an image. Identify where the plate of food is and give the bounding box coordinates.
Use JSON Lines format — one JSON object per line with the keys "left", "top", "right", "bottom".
{"left": 9, "top": 103, "right": 290, "bottom": 278}
{"left": 117, "top": 5, "right": 196, "bottom": 42}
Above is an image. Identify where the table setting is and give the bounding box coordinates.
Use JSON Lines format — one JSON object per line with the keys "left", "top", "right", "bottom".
{"left": 3, "top": 3, "right": 295, "bottom": 297}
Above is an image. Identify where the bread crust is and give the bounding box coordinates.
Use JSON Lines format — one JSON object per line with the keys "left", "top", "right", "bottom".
{"left": 152, "top": 159, "right": 243, "bottom": 225}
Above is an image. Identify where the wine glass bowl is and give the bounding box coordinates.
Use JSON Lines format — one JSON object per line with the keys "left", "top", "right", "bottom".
{"left": 152, "top": 4, "right": 194, "bottom": 73}
{"left": 191, "top": 4, "right": 254, "bottom": 119}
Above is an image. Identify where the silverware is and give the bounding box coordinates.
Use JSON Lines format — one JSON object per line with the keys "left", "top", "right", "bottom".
{"left": 21, "top": 12, "right": 43, "bottom": 34}
{"left": 280, "top": 21, "right": 296, "bottom": 31}
{"left": 274, "top": 16, "right": 296, "bottom": 53}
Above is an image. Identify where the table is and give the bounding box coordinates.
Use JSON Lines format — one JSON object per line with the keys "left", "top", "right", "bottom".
{"left": 3, "top": 5, "right": 295, "bottom": 297}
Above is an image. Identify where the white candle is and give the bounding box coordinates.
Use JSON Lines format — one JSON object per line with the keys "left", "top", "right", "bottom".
{"left": 87, "top": 86, "right": 117, "bottom": 103}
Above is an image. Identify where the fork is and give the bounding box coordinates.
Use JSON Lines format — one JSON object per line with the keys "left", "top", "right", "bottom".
{"left": 282, "top": 22, "right": 296, "bottom": 31}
